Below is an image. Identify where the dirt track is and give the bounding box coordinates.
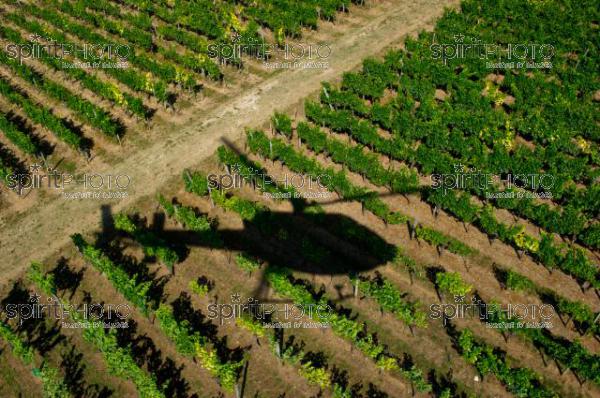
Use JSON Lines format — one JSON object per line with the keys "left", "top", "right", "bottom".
{"left": 0, "top": 0, "right": 458, "bottom": 285}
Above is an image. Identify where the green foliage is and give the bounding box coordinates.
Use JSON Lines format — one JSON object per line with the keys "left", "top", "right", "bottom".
{"left": 0, "top": 42, "right": 118, "bottom": 138}
{"left": 435, "top": 272, "right": 473, "bottom": 297}
{"left": 296, "top": 121, "right": 418, "bottom": 194}
{"left": 272, "top": 112, "right": 293, "bottom": 137}
{"left": 0, "top": 75, "right": 83, "bottom": 149}
{"left": 504, "top": 270, "right": 536, "bottom": 293}
{"left": 28, "top": 261, "right": 57, "bottom": 296}
{"left": 0, "top": 112, "right": 38, "bottom": 154}
{"left": 402, "top": 364, "right": 432, "bottom": 393}
{"left": 114, "top": 213, "right": 179, "bottom": 269}
{"left": 236, "top": 316, "right": 266, "bottom": 338}
{"left": 25, "top": 2, "right": 194, "bottom": 92}
{"left": 354, "top": 274, "right": 427, "bottom": 328}
{"left": 188, "top": 280, "right": 210, "bottom": 297}
{"left": 210, "top": 190, "right": 262, "bottom": 221}
{"left": 28, "top": 262, "right": 164, "bottom": 398}
{"left": 71, "top": 234, "right": 151, "bottom": 314}
{"left": 0, "top": 322, "right": 34, "bottom": 365}
{"left": 299, "top": 362, "right": 331, "bottom": 389}
{"left": 264, "top": 265, "right": 432, "bottom": 389}
{"left": 183, "top": 170, "right": 209, "bottom": 196}
{"left": 415, "top": 226, "right": 474, "bottom": 256}
{"left": 234, "top": 253, "right": 261, "bottom": 274}
{"left": 34, "top": 363, "right": 71, "bottom": 398}
{"left": 457, "top": 329, "right": 557, "bottom": 398}
{"left": 155, "top": 304, "right": 198, "bottom": 356}
{"left": 158, "top": 195, "right": 222, "bottom": 248}
{"left": 194, "top": 343, "right": 244, "bottom": 391}
{"left": 216, "top": 146, "right": 297, "bottom": 198}
{"left": 156, "top": 304, "right": 244, "bottom": 391}
{"left": 0, "top": 23, "right": 149, "bottom": 118}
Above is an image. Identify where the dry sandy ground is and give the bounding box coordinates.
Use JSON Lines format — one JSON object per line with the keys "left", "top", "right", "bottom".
{"left": 0, "top": 0, "right": 459, "bottom": 286}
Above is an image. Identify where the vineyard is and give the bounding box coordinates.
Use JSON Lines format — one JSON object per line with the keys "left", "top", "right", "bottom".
{"left": 0, "top": 0, "right": 372, "bottom": 205}
{"left": 0, "top": 0, "right": 599, "bottom": 397}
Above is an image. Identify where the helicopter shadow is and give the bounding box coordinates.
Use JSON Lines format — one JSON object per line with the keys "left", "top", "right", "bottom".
{"left": 95, "top": 134, "right": 402, "bottom": 303}
{"left": 96, "top": 195, "right": 399, "bottom": 304}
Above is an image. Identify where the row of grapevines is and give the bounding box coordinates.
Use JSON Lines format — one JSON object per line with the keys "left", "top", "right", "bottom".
{"left": 231, "top": 250, "right": 405, "bottom": 396}
{"left": 0, "top": 321, "right": 34, "bottom": 364}
{"left": 158, "top": 194, "right": 223, "bottom": 248}
{"left": 0, "top": 111, "right": 38, "bottom": 154}
{"left": 309, "top": 88, "right": 599, "bottom": 244}
{"left": 119, "top": 0, "right": 228, "bottom": 40}
{"left": 215, "top": 145, "right": 402, "bottom": 260}
{"left": 199, "top": 168, "right": 458, "bottom": 396}
{"left": 434, "top": 267, "right": 600, "bottom": 389}
{"left": 154, "top": 304, "right": 244, "bottom": 392}
{"left": 71, "top": 234, "right": 152, "bottom": 315}
{"left": 0, "top": 156, "right": 14, "bottom": 187}
{"left": 0, "top": 75, "right": 84, "bottom": 149}
{"left": 305, "top": 100, "right": 596, "bottom": 284}
{"left": 57, "top": 0, "right": 154, "bottom": 50}
{"left": 40, "top": 1, "right": 196, "bottom": 89}
{"left": 198, "top": 184, "right": 433, "bottom": 393}
{"left": 236, "top": 307, "right": 380, "bottom": 396}
{"left": 123, "top": 0, "right": 262, "bottom": 68}
{"left": 0, "top": 321, "right": 71, "bottom": 397}
{"left": 424, "top": 0, "right": 599, "bottom": 144}
{"left": 18, "top": 5, "right": 172, "bottom": 101}
{"left": 0, "top": 23, "right": 149, "bottom": 119}
{"left": 246, "top": 129, "right": 405, "bottom": 224}
{"left": 216, "top": 145, "right": 296, "bottom": 197}
{"left": 426, "top": 188, "right": 599, "bottom": 289}
{"left": 265, "top": 265, "right": 432, "bottom": 392}
{"left": 434, "top": 271, "right": 473, "bottom": 297}
{"left": 113, "top": 213, "right": 179, "bottom": 272}
{"left": 296, "top": 121, "right": 419, "bottom": 194}
{"left": 33, "top": 363, "right": 72, "bottom": 398}
{"left": 485, "top": 302, "right": 600, "bottom": 386}
{"left": 414, "top": 226, "right": 474, "bottom": 257}
{"left": 70, "top": 229, "right": 240, "bottom": 392}
{"left": 50, "top": 0, "right": 213, "bottom": 84}
{"left": 0, "top": 38, "right": 120, "bottom": 136}
{"left": 289, "top": 118, "right": 474, "bottom": 255}
{"left": 371, "top": 35, "right": 599, "bottom": 218}
{"left": 76, "top": 0, "right": 152, "bottom": 30}
{"left": 215, "top": 146, "right": 432, "bottom": 284}
{"left": 73, "top": 0, "right": 223, "bottom": 79}
{"left": 202, "top": 175, "right": 429, "bottom": 333}
{"left": 352, "top": 272, "right": 427, "bottom": 329}
{"left": 253, "top": 125, "right": 474, "bottom": 256}
{"left": 183, "top": 170, "right": 209, "bottom": 196}
{"left": 3, "top": 11, "right": 167, "bottom": 104}
{"left": 497, "top": 268, "right": 600, "bottom": 338}
{"left": 241, "top": 0, "right": 357, "bottom": 40}
{"left": 457, "top": 328, "right": 557, "bottom": 397}
{"left": 28, "top": 262, "right": 165, "bottom": 398}
{"left": 322, "top": 74, "right": 594, "bottom": 190}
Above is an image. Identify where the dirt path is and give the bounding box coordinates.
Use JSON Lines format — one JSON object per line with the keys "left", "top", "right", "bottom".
{"left": 0, "top": 0, "right": 458, "bottom": 286}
